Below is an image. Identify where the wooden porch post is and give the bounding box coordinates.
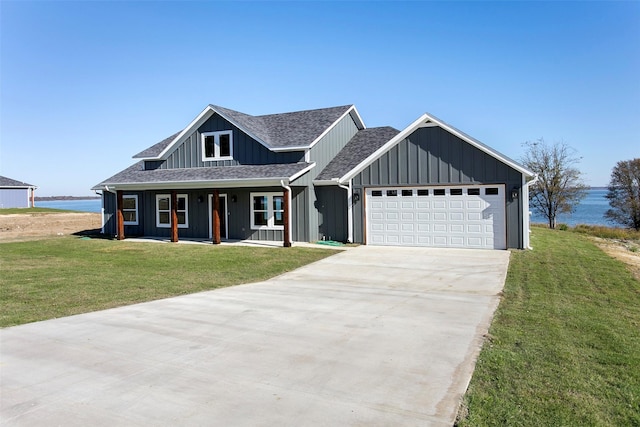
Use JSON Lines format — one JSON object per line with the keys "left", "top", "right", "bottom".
{"left": 116, "top": 190, "right": 125, "bottom": 240}
{"left": 283, "top": 187, "right": 291, "bottom": 247}
{"left": 212, "top": 190, "right": 221, "bottom": 244}
{"left": 170, "top": 190, "right": 179, "bottom": 243}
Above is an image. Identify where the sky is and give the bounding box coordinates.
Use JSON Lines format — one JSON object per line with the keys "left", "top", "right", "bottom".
{"left": 1, "top": 1, "right": 638, "bottom": 196}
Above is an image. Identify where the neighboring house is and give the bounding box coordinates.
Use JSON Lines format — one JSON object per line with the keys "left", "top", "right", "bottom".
{"left": 93, "top": 104, "right": 536, "bottom": 249}
{"left": 0, "top": 176, "right": 37, "bottom": 208}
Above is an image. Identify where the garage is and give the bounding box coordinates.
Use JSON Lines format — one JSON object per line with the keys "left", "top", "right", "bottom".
{"left": 366, "top": 185, "right": 506, "bottom": 249}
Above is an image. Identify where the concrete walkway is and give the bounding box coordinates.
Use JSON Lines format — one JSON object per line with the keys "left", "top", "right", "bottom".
{"left": 1, "top": 246, "right": 510, "bottom": 426}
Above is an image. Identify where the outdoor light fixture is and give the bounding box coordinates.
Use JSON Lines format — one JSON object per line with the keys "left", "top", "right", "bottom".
{"left": 511, "top": 188, "right": 519, "bottom": 199}
{"left": 197, "top": 195, "right": 204, "bottom": 203}
{"left": 353, "top": 193, "right": 360, "bottom": 203}
{"left": 231, "top": 195, "right": 237, "bottom": 203}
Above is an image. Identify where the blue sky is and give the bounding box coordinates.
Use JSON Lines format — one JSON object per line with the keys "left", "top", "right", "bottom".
{"left": 1, "top": 1, "right": 638, "bottom": 196}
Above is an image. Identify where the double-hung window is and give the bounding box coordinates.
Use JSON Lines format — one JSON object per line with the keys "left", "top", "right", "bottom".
{"left": 122, "top": 194, "right": 139, "bottom": 225}
{"left": 156, "top": 194, "right": 189, "bottom": 228}
{"left": 202, "top": 130, "right": 233, "bottom": 161}
{"left": 251, "top": 192, "right": 285, "bottom": 230}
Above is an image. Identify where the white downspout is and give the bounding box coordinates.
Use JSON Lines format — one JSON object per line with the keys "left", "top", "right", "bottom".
{"left": 280, "top": 180, "right": 292, "bottom": 244}
{"left": 337, "top": 180, "right": 353, "bottom": 244}
{"left": 523, "top": 175, "right": 539, "bottom": 250}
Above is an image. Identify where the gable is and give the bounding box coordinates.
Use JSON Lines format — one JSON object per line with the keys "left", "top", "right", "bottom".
{"left": 134, "top": 104, "right": 364, "bottom": 162}
{"left": 354, "top": 126, "right": 524, "bottom": 187}
{"left": 148, "top": 113, "right": 305, "bottom": 170}
{"left": 341, "top": 113, "right": 534, "bottom": 183}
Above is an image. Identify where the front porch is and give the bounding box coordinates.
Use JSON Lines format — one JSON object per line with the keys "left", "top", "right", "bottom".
{"left": 109, "top": 187, "right": 304, "bottom": 247}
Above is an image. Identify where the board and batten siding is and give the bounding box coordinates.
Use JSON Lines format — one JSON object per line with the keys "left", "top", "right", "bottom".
{"left": 154, "top": 113, "right": 304, "bottom": 170}
{"left": 293, "top": 111, "right": 359, "bottom": 242}
{"left": 315, "top": 186, "right": 348, "bottom": 242}
{"left": 351, "top": 126, "right": 526, "bottom": 249}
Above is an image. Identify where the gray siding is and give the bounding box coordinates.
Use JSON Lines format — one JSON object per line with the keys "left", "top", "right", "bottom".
{"left": 0, "top": 188, "right": 28, "bottom": 208}
{"left": 294, "top": 112, "right": 359, "bottom": 242}
{"left": 352, "top": 126, "right": 525, "bottom": 249}
{"left": 158, "top": 114, "right": 304, "bottom": 169}
{"left": 316, "top": 186, "right": 348, "bottom": 242}
{"left": 103, "top": 187, "right": 308, "bottom": 242}
{"left": 102, "top": 191, "right": 116, "bottom": 236}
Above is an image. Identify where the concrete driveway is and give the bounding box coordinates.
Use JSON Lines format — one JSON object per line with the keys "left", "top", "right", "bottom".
{"left": 1, "top": 246, "right": 510, "bottom": 426}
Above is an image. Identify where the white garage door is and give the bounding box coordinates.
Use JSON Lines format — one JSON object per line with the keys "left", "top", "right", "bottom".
{"left": 366, "top": 185, "right": 506, "bottom": 249}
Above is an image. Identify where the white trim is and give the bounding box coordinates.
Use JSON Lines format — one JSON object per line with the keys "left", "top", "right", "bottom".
{"left": 306, "top": 105, "right": 366, "bottom": 150}
{"left": 338, "top": 181, "right": 354, "bottom": 243}
{"left": 122, "top": 194, "right": 139, "bottom": 225}
{"left": 140, "top": 104, "right": 365, "bottom": 160}
{"left": 201, "top": 130, "right": 233, "bottom": 161}
{"left": 156, "top": 194, "right": 189, "bottom": 229}
{"left": 523, "top": 174, "right": 538, "bottom": 249}
{"left": 339, "top": 113, "right": 535, "bottom": 183}
{"left": 281, "top": 180, "right": 293, "bottom": 243}
{"left": 289, "top": 162, "right": 316, "bottom": 182}
{"left": 208, "top": 194, "right": 228, "bottom": 240}
{"left": 250, "top": 192, "right": 285, "bottom": 230}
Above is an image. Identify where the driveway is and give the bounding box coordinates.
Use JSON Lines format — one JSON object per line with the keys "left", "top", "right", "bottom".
{"left": 1, "top": 246, "right": 510, "bottom": 426}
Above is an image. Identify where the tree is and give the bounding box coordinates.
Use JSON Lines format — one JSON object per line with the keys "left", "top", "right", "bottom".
{"left": 521, "top": 139, "right": 588, "bottom": 229}
{"left": 605, "top": 159, "right": 640, "bottom": 230}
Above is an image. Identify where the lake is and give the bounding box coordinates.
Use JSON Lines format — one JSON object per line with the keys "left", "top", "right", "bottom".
{"left": 37, "top": 189, "right": 616, "bottom": 227}
{"left": 530, "top": 188, "right": 614, "bottom": 227}
{"left": 37, "top": 199, "right": 102, "bottom": 213}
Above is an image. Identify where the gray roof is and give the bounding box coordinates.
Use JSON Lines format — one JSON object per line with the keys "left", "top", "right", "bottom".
{"left": 93, "top": 162, "right": 313, "bottom": 189}
{"left": 133, "top": 104, "right": 354, "bottom": 159}
{"left": 316, "top": 127, "right": 400, "bottom": 181}
{"left": 0, "top": 175, "right": 36, "bottom": 188}
{"left": 133, "top": 131, "right": 181, "bottom": 159}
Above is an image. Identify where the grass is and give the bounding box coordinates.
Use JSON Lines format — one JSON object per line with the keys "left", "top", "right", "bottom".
{"left": 0, "top": 207, "right": 83, "bottom": 214}
{"left": 0, "top": 236, "right": 335, "bottom": 327}
{"left": 457, "top": 227, "right": 640, "bottom": 426}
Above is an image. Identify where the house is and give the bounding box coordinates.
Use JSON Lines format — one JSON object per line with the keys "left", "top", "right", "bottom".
{"left": 93, "top": 104, "right": 536, "bottom": 249}
{"left": 0, "top": 176, "right": 37, "bottom": 208}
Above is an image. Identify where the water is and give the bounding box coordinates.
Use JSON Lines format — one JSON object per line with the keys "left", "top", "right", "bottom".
{"left": 37, "top": 199, "right": 102, "bottom": 213}
{"left": 530, "top": 188, "right": 614, "bottom": 227}
{"left": 36, "top": 190, "right": 616, "bottom": 227}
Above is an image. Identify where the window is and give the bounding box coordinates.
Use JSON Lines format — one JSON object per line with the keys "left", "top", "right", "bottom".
{"left": 402, "top": 189, "right": 413, "bottom": 197}
{"left": 450, "top": 189, "right": 463, "bottom": 195}
{"left": 417, "top": 189, "right": 429, "bottom": 196}
{"left": 251, "top": 192, "right": 285, "bottom": 230}
{"left": 156, "top": 194, "right": 189, "bottom": 228}
{"left": 434, "top": 189, "right": 446, "bottom": 196}
{"left": 122, "top": 195, "right": 138, "bottom": 225}
{"left": 202, "top": 130, "right": 233, "bottom": 161}
{"left": 468, "top": 188, "right": 480, "bottom": 196}
{"left": 371, "top": 190, "right": 383, "bottom": 197}
{"left": 485, "top": 188, "right": 499, "bottom": 195}
{"left": 386, "top": 190, "right": 398, "bottom": 197}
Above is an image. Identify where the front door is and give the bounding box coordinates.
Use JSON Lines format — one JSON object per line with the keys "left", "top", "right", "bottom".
{"left": 208, "top": 194, "right": 228, "bottom": 240}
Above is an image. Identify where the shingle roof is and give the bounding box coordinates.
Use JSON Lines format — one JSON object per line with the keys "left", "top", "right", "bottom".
{"left": 92, "top": 162, "right": 314, "bottom": 189}
{"left": 0, "top": 175, "right": 36, "bottom": 188}
{"left": 316, "top": 127, "right": 400, "bottom": 181}
{"left": 133, "top": 105, "right": 355, "bottom": 159}
{"left": 133, "top": 131, "right": 181, "bottom": 159}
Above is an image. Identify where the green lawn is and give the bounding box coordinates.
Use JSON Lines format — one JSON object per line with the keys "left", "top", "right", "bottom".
{"left": 0, "top": 236, "right": 335, "bottom": 327}
{"left": 458, "top": 228, "right": 640, "bottom": 426}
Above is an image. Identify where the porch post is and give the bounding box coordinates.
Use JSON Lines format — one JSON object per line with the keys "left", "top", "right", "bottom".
{"left": 212, "top": 190, "right": 221, "bottom": 244}
{"left": 170, "top": 190, "right": 179, "bottom": 243}
{"left": 283, "top": 186, "right": 291, "bottom": 247}
{"left": 116, "top": 190, "right": 125, "bottom": 240}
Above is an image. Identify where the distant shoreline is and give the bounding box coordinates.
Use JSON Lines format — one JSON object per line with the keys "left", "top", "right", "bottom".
{"left": 35, "top": 196, "right": 101, "bottom": 201}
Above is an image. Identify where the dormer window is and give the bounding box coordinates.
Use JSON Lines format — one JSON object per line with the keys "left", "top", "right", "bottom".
{"left": 202, "top": 130, "right": 233, "bottom": 161}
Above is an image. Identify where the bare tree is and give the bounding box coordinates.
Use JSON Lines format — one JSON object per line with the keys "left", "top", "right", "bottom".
{"left": 605, "top": 158, "right": 640, "bottom": 230}
{"left": 521, "top": 139, "right": 588, "bottom": 229}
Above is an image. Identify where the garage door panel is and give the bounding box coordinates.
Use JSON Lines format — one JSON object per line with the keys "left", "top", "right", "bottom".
{"left": 366, "top": 185, "right": 506, "bottom": 249}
